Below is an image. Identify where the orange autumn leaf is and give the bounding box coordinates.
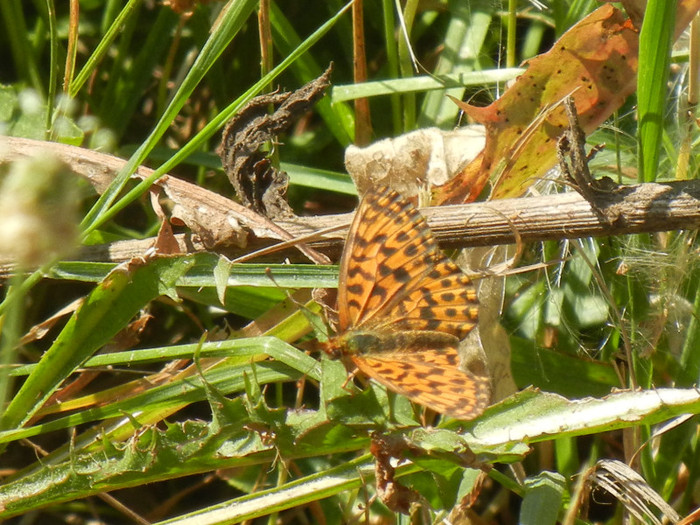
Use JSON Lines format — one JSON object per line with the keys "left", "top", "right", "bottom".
{"left": 434, "top": 2, "right": 700, "bottom": 204}
{"left": 435, "top": 4, "right": 637, "bottom": 204}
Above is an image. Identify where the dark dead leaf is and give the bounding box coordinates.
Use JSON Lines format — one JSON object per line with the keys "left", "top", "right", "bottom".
{"left": 218, "top": 65, "right": 332, "bottom": 218}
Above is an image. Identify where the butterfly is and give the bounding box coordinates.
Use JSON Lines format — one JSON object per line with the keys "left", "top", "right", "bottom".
{"left": 323, "top": 186, "right": 491, "bottom": 420}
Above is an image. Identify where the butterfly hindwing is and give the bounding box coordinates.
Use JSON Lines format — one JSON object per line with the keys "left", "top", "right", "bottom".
{"left": 376, "top": 258, "right": 478, "bottom": 339}
{"left": 350, "top": 346, "right": 490, "bottom": 420}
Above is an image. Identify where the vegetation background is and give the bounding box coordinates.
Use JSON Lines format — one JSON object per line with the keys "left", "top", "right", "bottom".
{"left": 0, "top": 0, "right": 699, "bottom": 523}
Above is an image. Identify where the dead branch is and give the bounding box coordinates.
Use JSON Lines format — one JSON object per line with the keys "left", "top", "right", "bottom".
{"left": 1, "top": 136, "right": 700, "bottom": 274}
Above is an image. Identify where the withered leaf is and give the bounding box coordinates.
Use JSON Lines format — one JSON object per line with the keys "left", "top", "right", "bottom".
{"left": 218, "top": 65, "right": 333, "bottom": 218}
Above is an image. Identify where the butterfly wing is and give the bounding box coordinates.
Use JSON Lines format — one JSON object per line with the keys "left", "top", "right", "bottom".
{"left": 334, "top": 187, "right": 489, "bottom": 420}
{"left": 337, "top": 186, "right": 410, "bottom": 331}
{"left": 350, "top": 347, "right": 491, "bottom": 420}
{"left": 338, "top": 187, "right": 478, "bottom": 338}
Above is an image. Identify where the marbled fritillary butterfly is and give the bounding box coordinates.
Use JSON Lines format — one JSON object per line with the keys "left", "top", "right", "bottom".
{"left": 323, "top": 186, "right": 491, "bottom": 420}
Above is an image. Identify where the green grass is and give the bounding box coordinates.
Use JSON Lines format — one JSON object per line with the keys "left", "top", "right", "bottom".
{"left": 0, "top": 1, "right": 699, "bottom": 523}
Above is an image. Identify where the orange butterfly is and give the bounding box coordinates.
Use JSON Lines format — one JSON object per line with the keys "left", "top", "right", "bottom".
{"left": 323, "top": 186, "right": 491, "bottom": 420}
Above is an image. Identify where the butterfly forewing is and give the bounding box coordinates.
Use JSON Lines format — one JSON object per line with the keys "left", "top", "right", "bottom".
{"left": 340, "top": 189, "right": 478, "bottom": 339}
{"left": 337, "top": 189, "right": 403, "bottom": 331}
{"left": 339, "top": 189, "right": 439, "bottom": 330}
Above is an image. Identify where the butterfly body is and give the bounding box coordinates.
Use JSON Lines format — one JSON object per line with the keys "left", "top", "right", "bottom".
{"left": 336, "top": 330, "right": 457, "bottom": 356}
{"left": 325, "top": 187, "right": 491, "bottom": 420}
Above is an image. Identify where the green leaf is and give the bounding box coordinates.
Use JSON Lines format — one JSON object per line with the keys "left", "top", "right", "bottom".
{"left": 637, "top": 0, "right": 677, "bottom": 182}
{"left": 469, "top": 388, "right": 700, "bottom": 448}
{"left": 0, "top": 256, "right": 195, "bottom": 432}
{"left": 332, "top": 69, "right": 522, "bottom": 103}
{"left": 520, "top": 472, "right": 567, "bottom": 525}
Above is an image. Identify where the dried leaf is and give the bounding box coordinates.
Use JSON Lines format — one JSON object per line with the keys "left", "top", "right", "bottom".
{"left": 345, "top": 126, "right": 484, "bottom": 198}
{"left": 437, "top": 1, "right": 700, "bottom": 204}
{"left": 436, "top": 4, "right": 640, "bottom": 203}
{"left": 584, "top": 459, "right": 680, "bottom": 525}
{"left": 218, "top": 66, "right": 332, "bottom": 218}
{"left": 370, "top": 433, "right": 425, "bottom": 515}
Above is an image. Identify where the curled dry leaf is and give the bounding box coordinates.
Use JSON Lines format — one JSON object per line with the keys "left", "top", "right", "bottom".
{"left": 582, "top": 459, "right": 680, "bottom": 525}
{"left": 370, "top": 433, "right": 426, "bottom": 515}
{"left": 218, "top": 65, "right": 333, "bottom": 219}
{"left": 457, "top": 245, "right": 518, "bottom": 403}
{"left": 344, "top": 126, "right": 484, "bottom": 199}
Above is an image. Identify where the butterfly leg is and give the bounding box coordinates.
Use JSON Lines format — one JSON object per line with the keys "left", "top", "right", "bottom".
{"left": 340, "top": 365, "right": 361, "bottom": 392}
